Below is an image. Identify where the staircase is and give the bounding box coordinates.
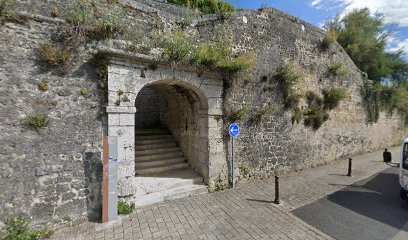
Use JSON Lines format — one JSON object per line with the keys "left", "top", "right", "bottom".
{"left": 133, "top": 129, "right": 207, "bottom": 207}
{"left": 135, "top": 129, "right": 189, "bottom": 175}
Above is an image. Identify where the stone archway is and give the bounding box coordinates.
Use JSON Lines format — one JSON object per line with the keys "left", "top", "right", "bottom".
{"left": 105, "top": 55, "right": 226, "bottom": 203}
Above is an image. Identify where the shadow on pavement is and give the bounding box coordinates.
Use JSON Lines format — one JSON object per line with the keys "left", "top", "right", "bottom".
{"left": 246, "top": 199, "right": 274, "bottom": 204}
{"left": 293, "top": 168, "right": 408, "bottom": 240}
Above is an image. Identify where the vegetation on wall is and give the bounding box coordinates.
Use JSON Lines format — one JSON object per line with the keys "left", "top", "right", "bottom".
{"left": 5, "top": 218, "right": 53, "bottom": 240}
{"left": 0, "top": 0, "right": 22, "bottom": 23}
{"left": 161, "top": 31, "right": 256, "bottom": 75}
{"left": 57, "top": 1, "right": 125, "bottom": 45}
{"left": 274, "top": 63, "right": 303, "bottom": 109}
{"left": 37, "top": 81, "right": 49, "bottom": 92}
{"left": 328, "top": 62, "right": 349, "bottom": 77}
{"left": 249, "top": 104, "right": 283, "bottom": 124}
{"left": 362, "top": 79, "right": 408, "bottom": 124}
{"left": 321, "top": 29, "right": 338, "bottom": 51}
{"left": 22, "top": 113, "right": 49, "bottom": 131}
{"left": 168, "top": 0, "right": 234, "bottom": 15}
{"left": 162, "top": 31, "right": 195, "bottom": 64}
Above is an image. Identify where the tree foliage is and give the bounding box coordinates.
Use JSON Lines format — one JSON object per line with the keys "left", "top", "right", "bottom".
{"left": 324, "top": 8, "right": 408, "bottom": 83}
{"left": 168, "top": 0, "right": 234, "bottom": 14}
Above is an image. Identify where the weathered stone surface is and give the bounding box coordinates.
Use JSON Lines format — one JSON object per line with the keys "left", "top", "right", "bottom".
{"left": 0, "top": 0, "right": 406, "bottom": 228}
{"left": 0, "top": 18, "right": 103, "bottom": 226}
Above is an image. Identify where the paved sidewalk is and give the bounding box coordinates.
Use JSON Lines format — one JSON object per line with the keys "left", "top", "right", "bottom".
{"left": 50, "top": 147, "right": 400, "bottom": 240}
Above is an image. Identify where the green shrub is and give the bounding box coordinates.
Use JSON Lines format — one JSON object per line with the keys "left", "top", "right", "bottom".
{"left": 274, "top": 64, "right": 303, "bottom": 109}
{"left": 191, "top": 41, "right": 256, "bottom": 75}
{"left": 305, "top": 91, "right": 323, "bottom": 106}
{"left": 234, "top": 107, "right": 248, "bottom": 121}
{"left": 5, "top": 218, "right": 53, "bottom": 240}
{"left": 38, "top": 42, "right": 70, "bottom": 66}
{"left": 60, "top": 2, "right": 125, "bottom": 43}
{"left": 118, "top": 201, "right": 135, "bottom": 215}
{"left": 92, "top": 7, "right": 125, "bottom": 39}
{"left": 323, "top": 88, "right": 348, "bottom": 110}
{"left": 303, "top": 106, "right": 329, "bottom": 130}
{"left": 0, "top": 0, "right": 22, "bottom": 23}
{"left": 328, "top": 62, "right": 349, "bottom": 77}
{"left": 168, "top": 0, "right": 234, "bottom": 15}
{"left": 214, "top": 174, "right": 225, "bottom": 191}
{"left": 216, "top": 52, "right": 257, "bottom": 75}
{"left": 37, "top": 81, "right": 49, "bottom": 91}
{"left": 80, "top": 87, "right": 89, "bottom": 96}
{"left": 275, "top": 64, "right": 302, "bottom": 88}
{"left": 162, "top": 31, "right": 194, "bottom": 63}
{"left": 321, "top": 29, "right": 338, "bottom": 50}
{"left": 250, "top": 104, "right": 283, "bottom": 124}
{"left": 191, "top": 42, "right": 230, "bottom": 67}
{"left": 23, "top": 113, "right": 48, "bottom": 131}
{"left": 284, "top": 92, "right": 302, "bottom": 109}
{"left": 238, "top": 163, "right": 250, "bottom": 177}
{"left": 292, "top": 107, "right": 303, "bottom": 124}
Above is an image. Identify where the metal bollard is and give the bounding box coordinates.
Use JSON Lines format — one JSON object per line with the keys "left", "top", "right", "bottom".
{"left": 273, "top": 175, "right": 280, "bottom": 204}
{"left": 347, "top": 158, "right": 352, "bottom": 177}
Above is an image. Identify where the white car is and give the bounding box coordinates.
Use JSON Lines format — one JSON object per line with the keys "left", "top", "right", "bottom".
{"left": 400, "top": 138, "right": 408, "bottom": 199}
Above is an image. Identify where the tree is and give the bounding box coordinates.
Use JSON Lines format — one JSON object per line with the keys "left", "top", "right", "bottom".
{"left": 324, "top": 8, "right": 408, "bottom": 83}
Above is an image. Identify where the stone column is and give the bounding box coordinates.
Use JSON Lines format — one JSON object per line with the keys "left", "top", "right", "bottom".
{"left": 107, "top": 106, "right": 136, "bottom": 184}
{"left": 207, "top": 110, "right": 227, "bottom": 189}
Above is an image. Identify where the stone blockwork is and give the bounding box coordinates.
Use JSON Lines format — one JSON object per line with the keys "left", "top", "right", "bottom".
{"left": 191, "top": 9, "right": 407, "bottom": 178}
{"left": 0, "top": 0, "right": 407, "bottom": 229}
{"left": 105, "top": 56, "right": 226, "bottom": 197}
{"left": 0, "top": 19, "right": 105, "bottom": 227}
{"left": 134, "top": 88, "right": 164, "bottom": 129}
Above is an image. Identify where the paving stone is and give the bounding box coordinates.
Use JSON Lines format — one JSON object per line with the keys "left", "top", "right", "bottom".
{"left": 50, "top": 147, "right": 399, "bottom": 240}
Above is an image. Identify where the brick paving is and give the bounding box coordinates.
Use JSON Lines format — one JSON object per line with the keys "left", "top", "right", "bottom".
{"left": 50, "top": 147, "right": 399, "bottom": 240}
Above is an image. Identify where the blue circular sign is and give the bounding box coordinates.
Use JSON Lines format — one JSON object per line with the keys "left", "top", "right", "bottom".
{"left": 229, "top": 123, "right": 240, "bottom": 137}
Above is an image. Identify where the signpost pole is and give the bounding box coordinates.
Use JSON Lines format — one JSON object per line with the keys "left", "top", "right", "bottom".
{"left": 229, "top": 123, "right": 239, "bottom": 189}
{"left": 232, "top": 136, "right": 235, "bottom": 189}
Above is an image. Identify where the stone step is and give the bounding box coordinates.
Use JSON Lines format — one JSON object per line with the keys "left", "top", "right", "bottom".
{"left": 136, "top": 162, "right": 189, "bottom": 175}
{"left": 133, "top": 168, "right": 205, "bottom": 197}
{"left": 135, "top": 151, "right": 184, "bottom": 161}
{"left": 135, "top": 157, "right": 187, "bottom": 168}
{"left": 135, "top": 142, "right": 177, "bottom": 150}
{"left": 136, "top": 138, "right": 175, "bottom": 146}
{"left": 132, "top": 183, "right": 208, "bottom": 207}
{"left": 135, "top": 146, "right": 181, "bottom": 156}
{"left": 136, "top": 135, "right": 173, "bottom": 141}
{"left": 135, "top": 129, "right": 170, "bottom": 136}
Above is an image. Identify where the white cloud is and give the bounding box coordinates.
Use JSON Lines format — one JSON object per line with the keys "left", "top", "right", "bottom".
{"left": 311, "top": 0, "right": 322, "bottom": 6}
{"left": 311, "top": 0, "right": 408, "bottom": 27}
{"left": 387, "top": 38, "right": 408, "bottom": 54}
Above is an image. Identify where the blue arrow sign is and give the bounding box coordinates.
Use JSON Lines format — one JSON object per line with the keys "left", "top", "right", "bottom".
{"left": 229, "top": 123, "right": 240, "bottom": 137}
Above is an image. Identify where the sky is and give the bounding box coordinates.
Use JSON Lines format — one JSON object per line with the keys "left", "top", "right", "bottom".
{"left": 225, "top": 0, "right": 408, "bottom": 61}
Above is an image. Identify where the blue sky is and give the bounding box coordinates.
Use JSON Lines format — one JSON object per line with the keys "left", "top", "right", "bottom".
{"left": 225, "top": 0, "right": 408, "bottom": 61}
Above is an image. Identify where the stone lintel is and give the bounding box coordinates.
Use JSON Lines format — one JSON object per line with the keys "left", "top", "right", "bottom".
{"left": 106, "top": 106, "right": 136, "bottom": 114}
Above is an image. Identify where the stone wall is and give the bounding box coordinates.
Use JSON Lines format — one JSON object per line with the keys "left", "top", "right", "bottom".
{"left": 192, "top": 9, "right": 407, "bottom": 178}
{"left": 0, "top": 0, "right": 406, "bottom": 229}
{"left": 134, "top": 87, "right": 163, "bottom": 129}
{"left": 0, "top": 19, "right": 105, "bottom": 228}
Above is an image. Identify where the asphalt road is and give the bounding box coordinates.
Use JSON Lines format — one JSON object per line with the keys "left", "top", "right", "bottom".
{"left": 293, "top": 167, "right": 408, "bottom": 240}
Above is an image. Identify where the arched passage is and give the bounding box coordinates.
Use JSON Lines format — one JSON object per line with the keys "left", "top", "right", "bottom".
{"left": 134, "top": 81, "right": 209, "bottom": 178}
{"left": 106, "top": 58, "right": 227, "bottom": 204}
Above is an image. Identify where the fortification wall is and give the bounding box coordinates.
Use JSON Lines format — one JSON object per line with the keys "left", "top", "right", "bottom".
{"left": 0, "top": 0, "right": 406, "bottom": 229}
